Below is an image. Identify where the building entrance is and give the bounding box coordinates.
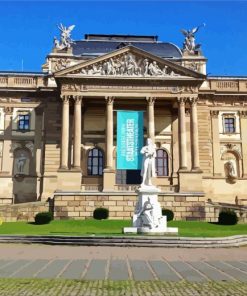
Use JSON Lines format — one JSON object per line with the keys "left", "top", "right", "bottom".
{"left": 116, "top": 170, "right": 142, "bottom": 185}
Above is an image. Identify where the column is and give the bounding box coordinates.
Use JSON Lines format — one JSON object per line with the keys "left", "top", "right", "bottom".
{"left": 240, "top": 111, "right": 247, "bottom": 177}
{"left": 105, "top": 96, "right": 114, "bottom": 169}
{"left": 73, "top": 96, "right": 82, "bottom": 169}
{"left": 190, "top": 97, "right": 200, "bottom": 170}
{"left": 211, "top": 110, "right": 221, "bottom": 176}
{"left": 178, "top": 97, "right": 187, "bottom": 170}
{"left": 146, "top": 97, "right": 155, "bottom": 141}
{"left": 2, "top": 107, "right": 13, "bottom": 173}
{"left": 60, "top": 95, "right": 70, "bottom": 169}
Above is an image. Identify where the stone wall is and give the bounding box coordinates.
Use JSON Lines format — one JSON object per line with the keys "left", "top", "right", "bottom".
{"left": 0, "top": 201, "right": 49, "bottom": 222}
{"left": 53, "top": 194, "right": 207, "bottom": 221}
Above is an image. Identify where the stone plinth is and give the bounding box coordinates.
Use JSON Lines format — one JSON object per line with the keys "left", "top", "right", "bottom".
{"left": 124, "top": 186, "right": 178, "bottom": 235}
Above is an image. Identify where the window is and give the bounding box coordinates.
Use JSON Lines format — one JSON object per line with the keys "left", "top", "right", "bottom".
{"left": 87, "top": 148, "right": 104, "bottom": 176}
{"left": 224, "top": 117, "right": 235, "bottom": 133}
{"left": 156, "top": 149, "right": 169, "bottom": 176}
{"left": 18, "top": 114, "right": 30, "bottom": 131}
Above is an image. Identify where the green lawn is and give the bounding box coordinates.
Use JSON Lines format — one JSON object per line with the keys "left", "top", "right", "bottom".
{"left": 0, "top": 219, "right": 246, "bottom": 237}
{"left": 0, "top": 279, "right": 246, "bottom": 296}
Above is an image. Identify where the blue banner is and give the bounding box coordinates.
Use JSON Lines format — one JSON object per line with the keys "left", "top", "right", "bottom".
{"left": 117, "top": 111, "right": 143, "bottom": 170}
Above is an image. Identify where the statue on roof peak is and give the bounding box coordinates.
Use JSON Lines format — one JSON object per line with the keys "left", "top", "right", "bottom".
{"left": 54, "top": 24, "right": 75, "bottom": 50}
{"left": 181, "top": 24, "right": 205, "bottom": 54}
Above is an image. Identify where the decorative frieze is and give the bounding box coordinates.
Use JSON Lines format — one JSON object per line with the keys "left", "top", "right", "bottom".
{"left": 74, "top": 53, "right": 182, "bottom": 78}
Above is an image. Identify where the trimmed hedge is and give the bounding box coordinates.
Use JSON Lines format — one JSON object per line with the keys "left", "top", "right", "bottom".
{"left": 218, "top": 209, "right": 238, "bottom": 225}
{"left": 34, "top": 212, "right": 53, "bottom": 225}
{"left": 93, "top": 208, "right": 109, "bottom": 220}
{"left": 162, "top": 209, "right": 174, "bottom": 221}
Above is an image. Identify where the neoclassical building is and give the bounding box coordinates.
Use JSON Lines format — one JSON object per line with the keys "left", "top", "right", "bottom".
{"left": 0, "top": 28, "right": 247, "bottom": 220}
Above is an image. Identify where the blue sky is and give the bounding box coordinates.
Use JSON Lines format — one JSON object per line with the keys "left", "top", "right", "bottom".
{"left": 0, "top": 1, "right": 246, "bottom": 76}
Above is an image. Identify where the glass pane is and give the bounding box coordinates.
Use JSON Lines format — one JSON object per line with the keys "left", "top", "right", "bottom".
{"left": 99, "top": 167, "right": 103, "bottom": 175}
{"left": 93, "top": 149, "right": 98, "bottom": 156}
{"left": 157, "top": 149, "right": 163, "bottom": 157}
{"left": 92, "top": 167, "right": 98, "bottom": 175}
{"left": 158, "top": 167, "right": 163, "bottom": 176}
{"left": 88, "top": 150, "right": 93, "bottom": 157}
{"left": 93, "top": 158, "right": 98, "bottom": 166}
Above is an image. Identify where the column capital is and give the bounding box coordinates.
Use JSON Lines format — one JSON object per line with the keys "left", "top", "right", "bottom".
{"left": 72, "top": 95, "right": 83, "bottom": 105}
{"left": 105, "top": 96, "right": 115, "bottom": 105}
{"left": 177, "top": 97, "right": 188, "bottom": 105}
{"left": 239, "top": 110, "right": 247, "bottom": 118}
{"left": 146, "top": 97, "right": 156, "bottom": 105}
{"left": 60, "top": 95, "right": 70, "bottom": 104}
{"left": 210, "top": 110, "right": 219, "bottom": 118}
{"left": 4, "top": 106, "right": 13, "bottom": 115}
{"left": 189, "top": 97, "right": 199, "bottom": 105}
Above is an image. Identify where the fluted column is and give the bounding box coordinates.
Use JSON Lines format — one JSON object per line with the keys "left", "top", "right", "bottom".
{"left": 190, "top": 97, "right": 200, "bottom": 170}
{"left": 105, "top": 96, "right": 114, "bottom": 169}
{"left": 146, "top": 97, "right": 156, "bottom": 141}
{"left": 178, "top": 97, "right": 187, "bottom": 170}
{"left": 60, "top": 95, "right": 70, "bottom": 169}
{"left": 73, "top": 96, "right": 82, "bottom": 169}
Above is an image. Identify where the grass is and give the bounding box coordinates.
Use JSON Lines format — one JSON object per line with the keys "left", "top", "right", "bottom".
{"left": 0, "top": 219, "right": 246, "bottom": 237}
{"left": 0, "top": 279, "right": 246, "bottom": 296}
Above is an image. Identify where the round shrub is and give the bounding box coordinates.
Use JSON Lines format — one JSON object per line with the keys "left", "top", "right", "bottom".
{"left": 218, "top": 209, "right": 238, "bottom": 225}
{"left": 93, "top": 208, "right": 109, "bottom": 220}
{"left": 162, "top": 209, "right": 174, "bottom": 221}
{"left": 35, "top": 212, "right": 53, "bottom": 225}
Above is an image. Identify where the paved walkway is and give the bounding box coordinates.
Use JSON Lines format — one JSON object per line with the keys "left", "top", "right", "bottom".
{"left": 0, "top": 244, "right": 247, "bottom": 282}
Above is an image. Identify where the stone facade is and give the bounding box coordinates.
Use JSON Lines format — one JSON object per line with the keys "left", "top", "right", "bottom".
{"left": 0, "top": 32, "right": 246, "bottom": 221}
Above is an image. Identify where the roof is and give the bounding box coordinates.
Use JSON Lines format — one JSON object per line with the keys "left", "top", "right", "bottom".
{"left": 72, "top": 40, "right": 182, "bottom": 59}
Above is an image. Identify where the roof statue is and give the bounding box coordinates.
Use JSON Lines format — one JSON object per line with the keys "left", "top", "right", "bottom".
{"left": 54, "top": 24, "right": 75, "bottom": 50}
{"left": 181, "top": 24, "right": 205, "bottom": 54}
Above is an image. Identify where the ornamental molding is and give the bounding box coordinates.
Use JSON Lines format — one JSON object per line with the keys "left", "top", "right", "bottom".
{"left": 220, "top": 143, "right": 242, "bottom": 159}
{"left": 11, "top": 141, "right": 34, "bottom": 156}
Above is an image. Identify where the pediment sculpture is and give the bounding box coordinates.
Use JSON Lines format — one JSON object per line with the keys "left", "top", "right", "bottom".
{"left": 77, "top": 53, "right": 181, "bottom": 77}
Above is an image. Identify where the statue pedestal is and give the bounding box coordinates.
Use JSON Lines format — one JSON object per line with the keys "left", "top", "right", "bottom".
{"left": 123, "top": 186, "right": 178, "bottom": 235}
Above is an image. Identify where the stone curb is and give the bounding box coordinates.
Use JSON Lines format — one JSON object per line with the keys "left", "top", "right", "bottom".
{"left": 0, "top": 235, "right": 246, "bottom": 248}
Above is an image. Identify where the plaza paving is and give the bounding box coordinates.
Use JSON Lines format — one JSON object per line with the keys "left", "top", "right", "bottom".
{"left": 0, "top": 244, "right": 247, "bottom": 295}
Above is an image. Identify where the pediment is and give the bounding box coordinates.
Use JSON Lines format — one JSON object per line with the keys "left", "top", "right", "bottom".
{"left": 54, "top": 45, "right": 205, "bottom": 80}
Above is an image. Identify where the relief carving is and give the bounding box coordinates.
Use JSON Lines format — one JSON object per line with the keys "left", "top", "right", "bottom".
{"left": 76, "top": 53, "right": 181, "bottom": 78}
{"left": 54, "top": 58, "right": 71, "bottom": 71}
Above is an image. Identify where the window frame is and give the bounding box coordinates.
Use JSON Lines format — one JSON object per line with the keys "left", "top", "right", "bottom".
{"left": 87, "top": 148, "right": 104, "bottom": 176}
{"left": 155, "top": 148, "right": 169, "bottom": 177}
{"left": 17, "top": 113, "right": 31, "bottom": 132}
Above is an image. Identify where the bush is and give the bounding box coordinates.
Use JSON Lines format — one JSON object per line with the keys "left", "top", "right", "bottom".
{"left": 162, "top": 209, "right": 174, "bottom": 221}
{"left": 34, "top": 212, "right": 53, "bottom": 225}
{"left": 218, "top": 209, "right": 238, "bottom": 225}
{"left": 93, "top": 208, "right": 109, "bottom": 220}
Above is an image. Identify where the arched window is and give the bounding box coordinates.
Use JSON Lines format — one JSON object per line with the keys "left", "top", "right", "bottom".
{"left": 156, "top": 149, "right": 169, "bottom": 176}
{"left": 87, "top": 148, "right": 104, "bottom": 176}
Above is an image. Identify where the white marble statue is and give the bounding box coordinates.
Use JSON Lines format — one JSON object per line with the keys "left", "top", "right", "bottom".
{"left": 123, "top": 138, "right": 178, "bottom": 235}
{"left": 16, "top": 153, "right": 27, "bottom": 173}
{"left": 181, "top": 24, "right": 205, "bottom": 54}
{"left": 140, "top": 138, "right": 156, "bottom": 187}
{"left": 54, "top": 24, "right": 75, "bottom": 50}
